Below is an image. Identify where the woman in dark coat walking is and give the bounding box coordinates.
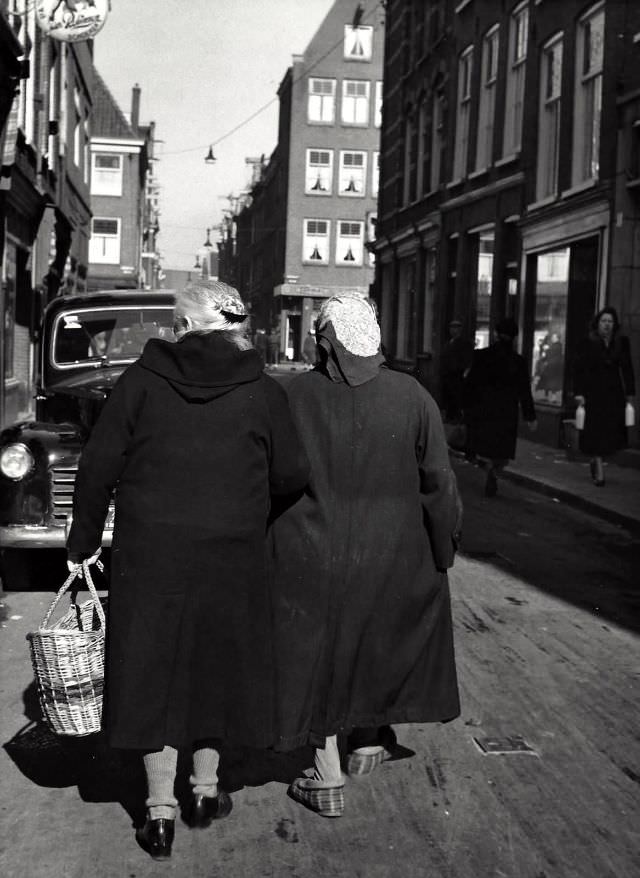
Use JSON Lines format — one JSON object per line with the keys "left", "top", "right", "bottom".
{"left": 463, "top": 317, "right": 537, "bottom": 496}
{"left": 270, "top": 294, "right": 462, "bottom": 818}
{"left": 573, "top": 307, "right": 636, "bottom": 486}
{"left": 67, "top": 280, "right": 309, "bottom": 859}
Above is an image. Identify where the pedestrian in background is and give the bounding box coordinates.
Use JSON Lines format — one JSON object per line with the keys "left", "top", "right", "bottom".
{"left": 302, "top": 327, "right": 319, "bottom": 366}
{"left": 572, "top": 306, "right": 635, "bottom": 487}
{"left": 270, "top": 294, "right": 461, "bottom": 818}
{"left": 440, "top": 319, "right": 473, "bottom": 422}
{"left": 463, "top": 317, "right": 537, "bottom": 497}
{"left": 67, "top": 280, "right": 309, "bottom": 860}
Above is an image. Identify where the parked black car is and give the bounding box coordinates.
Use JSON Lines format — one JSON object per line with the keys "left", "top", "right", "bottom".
{"left": 0, "top": 290, "right": 176, "bottom": 556}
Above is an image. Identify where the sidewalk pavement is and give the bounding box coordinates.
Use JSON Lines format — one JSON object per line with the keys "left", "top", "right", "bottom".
{"left": 452, "top": 437, "right": 640, "bottom": 534}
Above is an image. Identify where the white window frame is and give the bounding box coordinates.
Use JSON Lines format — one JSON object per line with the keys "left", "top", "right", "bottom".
{"left": 91, "top": 152, "right": 123, "bottom": 196}
{"left": 374, "top": 80, "right": 383, "bottom": 128}
{"left": 453, "top": 46, "right": 474, "bottom": 180}
{"left": 536, "top": 34, "right": 563, "bottom": 201}
{"left": 344, "top": 24, "right": 373, "bottom": 61}
{"left": 339, "top": 150, "right": 367, "bottom": 196}
{"left": 303, "top": 219, "right": 330, "bottom": 264}
{"left": 503, "top": 1, "right": 528, "bottom": 157}
{"left": 372, "top": 151, "right": 380, "bottom": 198}
{"left": 336, "top": 220, "right": 364, "bottom": 266}
{"left": 308, "top": 78, "right": 336, "bottom": 124}
{"left": 341, "top": 79, "right": 370, "bottom": 125}
{"left": 475, "top": 25, "right": 499, "bottom": 171}
{"left": 572, "top": 3, "right": 604, "bottom": 185}
{"left": 305, "top": 149, "right": 334, "bottom": 195}
{"left": 89, "top": 217, "right": 121, "bottom": 265}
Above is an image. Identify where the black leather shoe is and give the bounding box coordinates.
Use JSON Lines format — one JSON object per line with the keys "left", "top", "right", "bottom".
{"left": 135, "top": 818, "right": 174, "bottom": 860}
{"left": 186, "top": 789, "right": 233, "bottom": 828}
{"left": 484, "top": 469, "right": 498, "bottom": 497}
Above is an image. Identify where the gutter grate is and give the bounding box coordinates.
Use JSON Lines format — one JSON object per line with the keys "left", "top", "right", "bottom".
{"left": 473, "top": 735, "right": 538, "bottom": 756}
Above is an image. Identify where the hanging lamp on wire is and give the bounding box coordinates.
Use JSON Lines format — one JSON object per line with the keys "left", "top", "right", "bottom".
{"left": 204, "top": 146, "right": 217, "bottom": 164}
{"left": 203, "top": 228, "right": 213, "bottom": 248}
{"left": 194, "top": 254, "right": 201, "bottom": 269}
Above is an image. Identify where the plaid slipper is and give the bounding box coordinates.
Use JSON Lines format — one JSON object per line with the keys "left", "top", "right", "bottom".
{"left": 346, "top": 747, "right": 390, "bottom": 776}
{"left": 288, "top": 777, "right": 345, "bottom": 817}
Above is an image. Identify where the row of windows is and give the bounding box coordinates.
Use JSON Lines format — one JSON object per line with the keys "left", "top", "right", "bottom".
{"left": 308, "top": 77, "right": 382, "bottom": 127}
{"left": 402, "top": 2, "right": 604, "bottom": 207}
{"left": 305, "top": 149, "right": 379, "bottom": 198}
{"left": 302, "top": 217, "right": 375, "bottom": 267}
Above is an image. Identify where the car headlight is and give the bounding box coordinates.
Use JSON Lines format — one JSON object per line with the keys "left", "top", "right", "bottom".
{"left": 0, "top": 443, "right": 35, "bottom": 480}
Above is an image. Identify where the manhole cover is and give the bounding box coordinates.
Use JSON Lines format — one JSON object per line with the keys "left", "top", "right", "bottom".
{"left": 473, "top": 735, "right": 538, "bottom": 756}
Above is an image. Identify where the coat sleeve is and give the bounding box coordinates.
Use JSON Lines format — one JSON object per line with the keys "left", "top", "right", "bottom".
{"left": 619, "top": 336, "right": 636, "bottom": 396}
{"left": 416, "top": 386, "right": 463, "bottom": 571}
{"left": 572, "top": 339, "right": 589, "bottom": 397}
{"left": 67, "top": 366, "right": 145, "bottom": 556}
{"left": 517, "top": 356, "right": 536, "bottom": 422}
{"left": 262, "top": 376, "right": 310, "bottom": 496}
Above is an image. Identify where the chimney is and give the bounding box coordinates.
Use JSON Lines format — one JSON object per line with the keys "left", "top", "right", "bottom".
{"left": 131, "top": 83, "right": 141, "bottom": 133}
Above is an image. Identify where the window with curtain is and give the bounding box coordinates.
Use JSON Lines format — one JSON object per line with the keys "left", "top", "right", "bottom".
{"left": 502, "top": 2, "right": 528, "bottom": 157}
{"left": 336, "top": 221, "right": 364, "bottom": 266}
{"left": 536, "top": 35, "right": 563, "bottom": 200}
{"left": 572, "top": 3, "right": 604, "bottom": 185}
{"left": 339, "top": 150, "right": 367, "bottom": 196}
{"left": 453, "top": 46, "right": 473, "bottom": 180}
{"left": 475, "top": 25, "right": 499, "bottom": 171}
{"left": 303, "top": 219, "right": 330, "bottom": 264}
{"left": 305, "top": 149, "right": 333, "bottom": 195}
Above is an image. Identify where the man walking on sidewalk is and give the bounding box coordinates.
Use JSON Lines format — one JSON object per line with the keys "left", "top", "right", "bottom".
{"left": 463, "top": 317, "right": 537, "bottom": 496}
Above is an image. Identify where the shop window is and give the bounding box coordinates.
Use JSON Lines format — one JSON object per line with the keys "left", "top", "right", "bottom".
{"left": 303, "top": 219, "right": 330, "bottom": 264}
{"left": 344, "top": 25, "right": 373, "bottom": 61}
{"left": 339, "top": 150, "right": 367, "bottom": 196}
{"left": 341, "top": 80, "right": 370, "bottom": 125}
{"left": 572, "top": 4, "right": 604, "bottom": 185}
{"left": 503, "top": 2, "right": 528, "bottom": 157}
{"left": 89, "top": 217, "right": 121, "bottom": 264}
{"left": 536, "top": 35, "right": 563, "bottom": 200}
{"left": 305, "top": 149, "right": 333, "bottom": 195}
{"left": 453, "top": 46, "right": 473, "bottom": 180}
{"left": 336, "top": 221, "right": 364, "bottom": 266}
{"left": 374, "top": 80, "right": 383, "bottom": 128}
{"left": 308, "top": 78, "right": 336, "bottom": 124}
{"left": 476, "top": 25, "right": 499, "bottom": 171}
{"left": 475, "top": 232, "right": 494, "bottom": 349}
{"left": 530, "top": 248, "right": 569, "bottom": 406}
{"left": 92, "top": 153, "right": 123, "bottom": 196}
{"left": 396, "top": 260, "right": 416, "bottom": 360}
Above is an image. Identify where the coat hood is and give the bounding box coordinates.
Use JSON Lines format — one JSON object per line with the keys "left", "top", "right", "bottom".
{"left": 138, "top": 332, "right": 263, "bottom": 401}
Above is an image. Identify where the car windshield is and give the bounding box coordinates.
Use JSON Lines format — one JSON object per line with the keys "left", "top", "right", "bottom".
{"left": 52, "top": 306, "right": 175, "bottom": 367}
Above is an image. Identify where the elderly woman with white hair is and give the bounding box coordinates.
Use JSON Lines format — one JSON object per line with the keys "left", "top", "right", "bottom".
{"left": 270, "top": 293, "right": 462, "bottom": 817}
{"left": 67, "top": 280, "right": 309, "bottom": 859}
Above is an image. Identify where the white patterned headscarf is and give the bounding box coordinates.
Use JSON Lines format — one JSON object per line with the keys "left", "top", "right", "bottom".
{"left": 317, "top": 294, "right": 381, "bottom": 357}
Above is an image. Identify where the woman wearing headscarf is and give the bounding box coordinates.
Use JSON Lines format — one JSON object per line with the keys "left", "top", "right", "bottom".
{"left": 66, "top": 280, "right": 309, "bottom": 860}
{"left": 270, "top": 294, "right": 461, "bottom": 817}
{"left": 573, "top": 306, "right": 635, "bottom": 486}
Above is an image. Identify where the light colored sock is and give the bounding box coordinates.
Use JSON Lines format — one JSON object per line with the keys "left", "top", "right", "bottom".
{"left": 353, "top": 745, "right": 385, "bottom": 756}
{"left": 143, "top": 745, "right": 178, "bottom": 820}
{"left": 190, "top": 745, "right": 220, "bottom": 797}
{"left": 313, "top": 734, "right": 342, "bottom": 784}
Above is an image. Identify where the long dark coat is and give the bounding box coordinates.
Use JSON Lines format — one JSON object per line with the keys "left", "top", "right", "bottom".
{"left": 67, "top": 333, "right": 309, "bottom": 751}
{"left": 463, "top": 341, "right": 536, "bottom": 461}
{"left": 270, "top": 366, "right": 462, "bottom": 749}
{"left": 572, "top": 334, "right": 635, "bottom": 456}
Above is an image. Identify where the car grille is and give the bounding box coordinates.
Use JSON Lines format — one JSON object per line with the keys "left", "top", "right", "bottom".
{"left": 51, "top": 466, "right": 77, "bottom": 524}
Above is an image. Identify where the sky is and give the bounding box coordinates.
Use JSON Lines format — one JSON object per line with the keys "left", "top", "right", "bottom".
{"left": 94, "top": 0, "right": 335, "bottom": 271}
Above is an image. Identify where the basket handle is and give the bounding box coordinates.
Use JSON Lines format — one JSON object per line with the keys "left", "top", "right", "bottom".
{"left": 41, "top": 559, "right": 106, "bottom": 630}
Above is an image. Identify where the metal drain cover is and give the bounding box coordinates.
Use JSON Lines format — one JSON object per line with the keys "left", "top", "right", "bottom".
{"left": 473, "top": 735, "right": 538, "bottom": 756}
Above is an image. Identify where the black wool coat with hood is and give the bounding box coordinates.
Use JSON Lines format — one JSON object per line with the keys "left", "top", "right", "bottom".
{"left": 67, "top": 332, "right": 309, "bottom": 751}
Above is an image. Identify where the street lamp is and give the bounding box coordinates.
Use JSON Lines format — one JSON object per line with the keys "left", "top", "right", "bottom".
{"left": 203, "top": 228, "right": 213, "bottom": 248}
{"left": 204, "top": 145, "right": 216, "bottom": 165}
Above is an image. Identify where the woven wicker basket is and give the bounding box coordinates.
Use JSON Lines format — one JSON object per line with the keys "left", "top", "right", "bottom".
{"left": 27, "top": 560, "right": 106, "bottom": 737}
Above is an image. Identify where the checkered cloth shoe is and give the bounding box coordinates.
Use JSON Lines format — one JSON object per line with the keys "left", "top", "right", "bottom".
{"left": 288, "top": 777, "right": 345, "bottom": 817}
{"left": 346, "top": 746, "right": 391, "bottom": 776}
